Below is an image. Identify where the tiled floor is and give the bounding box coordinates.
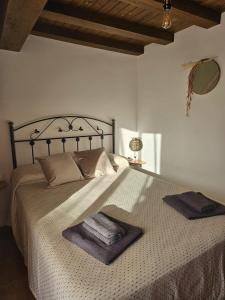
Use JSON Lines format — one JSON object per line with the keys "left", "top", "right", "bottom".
{"left": 0, "top": 227, "right": 35, "bottom": 300}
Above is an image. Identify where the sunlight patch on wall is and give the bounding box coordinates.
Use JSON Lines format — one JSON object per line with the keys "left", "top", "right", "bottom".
{"left": 141, "top": 133, "right": 162, "bottom": 174}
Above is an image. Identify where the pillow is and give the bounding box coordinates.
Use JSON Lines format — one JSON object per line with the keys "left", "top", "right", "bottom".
{"left": 74, "top": 148, "right": 115, "bottom": 178}
{"left": 37, "top": 153, "right": 83, "bottom": 187}
{"left": 11, "top": 163, "right": 46, "bottom": 188}
{"left": 108, "top": 154, "right": 129, "bottom": 171}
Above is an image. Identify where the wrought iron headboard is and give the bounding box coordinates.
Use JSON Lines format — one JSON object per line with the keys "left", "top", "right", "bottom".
{"left": 8, "top": 115, "right": 115, "bottom": 169}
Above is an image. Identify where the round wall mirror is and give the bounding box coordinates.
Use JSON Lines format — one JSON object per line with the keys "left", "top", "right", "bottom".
{"left": 191, "top": 60, "right": 220, "bottom": 95}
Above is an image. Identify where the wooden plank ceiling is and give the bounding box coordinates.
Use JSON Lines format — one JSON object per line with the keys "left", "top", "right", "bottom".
{"left": 0, "top": 0, "right": 224, "bottom": 55}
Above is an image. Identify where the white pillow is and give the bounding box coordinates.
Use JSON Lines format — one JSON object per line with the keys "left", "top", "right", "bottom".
{"left": 108, "top": 154, "right": 129, "bottom": 171}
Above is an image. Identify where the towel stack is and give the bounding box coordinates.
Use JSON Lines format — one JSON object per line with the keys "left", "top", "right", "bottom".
{"left": 62, "top": 211, "right": 143, "bottom": 264}
{"left": 82, "top": 213, "right": 126, "bottom": 245}
{"left": 177, "top": 192, "right": 217, "bottom": 213}
{"left": 163, "top": 191, "right": 225, "bottom": 220}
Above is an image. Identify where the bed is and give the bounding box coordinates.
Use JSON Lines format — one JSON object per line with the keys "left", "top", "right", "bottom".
{"left": 9, "top": 115, "right": 225, "bottom": 300}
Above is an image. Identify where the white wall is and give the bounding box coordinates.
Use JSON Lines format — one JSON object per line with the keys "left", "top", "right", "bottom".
{"left": 137, "top": 13, "right": 225, "bottom": 200}
{"left": 0, "top": 35, "right": 137, "bottom": 180}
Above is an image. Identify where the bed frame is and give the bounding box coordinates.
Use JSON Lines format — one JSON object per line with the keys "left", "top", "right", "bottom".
{"left": 8, "top": 115, "right": 115, "bottom": 169}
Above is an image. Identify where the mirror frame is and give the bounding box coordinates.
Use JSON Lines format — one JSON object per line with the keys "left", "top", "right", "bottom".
{"left": 191, "top": 59, "right": 221, "bottom": 95}
{"left": 186, "top": 59, "right": 221, "bottom": 116}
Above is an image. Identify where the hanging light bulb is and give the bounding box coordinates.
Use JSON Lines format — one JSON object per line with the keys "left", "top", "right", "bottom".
{"left": 162, "top": 0, "right": 172, "bottom": 30}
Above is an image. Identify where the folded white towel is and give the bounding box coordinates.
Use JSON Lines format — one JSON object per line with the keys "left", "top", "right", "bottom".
{"left": 82, "top": 222, "right": 122, "bottom": 245}
{"left": 84, "top": 213, "right": 126, "bottom": 239}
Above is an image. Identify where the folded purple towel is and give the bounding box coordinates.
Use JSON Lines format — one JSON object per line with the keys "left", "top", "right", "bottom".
{"left": 62, "top": 213, "right": 143, "bottom": 265}
{"left": 177, "top": 191, "right": 218, "bottom": 213}
{"left": 163, "top": 194, "right": 225, "bottom": 220}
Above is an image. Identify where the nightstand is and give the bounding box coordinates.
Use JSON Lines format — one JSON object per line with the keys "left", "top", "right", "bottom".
{"left": 128, "top": 160, "right": 146, "bottom": 168}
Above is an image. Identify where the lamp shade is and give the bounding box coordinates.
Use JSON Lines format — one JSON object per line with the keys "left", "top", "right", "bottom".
{"left": 129, "top": 138, "right": 143, "bottom": 152}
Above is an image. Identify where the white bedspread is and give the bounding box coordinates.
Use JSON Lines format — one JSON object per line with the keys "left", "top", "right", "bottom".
{"left": 11, "top": 168, "right": 225, "bottom": 300}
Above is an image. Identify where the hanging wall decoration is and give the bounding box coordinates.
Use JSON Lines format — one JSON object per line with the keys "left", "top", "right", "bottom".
{"left": 182, "top": 58, "right": 221, "bottom": 116}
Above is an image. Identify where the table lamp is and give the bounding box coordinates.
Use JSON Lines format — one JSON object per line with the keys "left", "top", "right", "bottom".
{"left": 129, "top": 137, "right": 143, "bottom": 160}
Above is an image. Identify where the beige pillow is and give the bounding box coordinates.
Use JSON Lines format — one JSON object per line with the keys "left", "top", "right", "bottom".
{"left": 37, "top": 153, "right": 83, "bottom": 187}
{"left": 74, "top": 148, "right": 115, "bottom": 178}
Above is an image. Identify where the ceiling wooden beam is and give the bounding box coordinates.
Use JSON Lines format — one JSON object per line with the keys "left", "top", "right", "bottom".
{"left": 32, "top": 21, "right": 144, "bottom": 56}
{"left": 120, "top": 0, "right": 221, "bottom": 29}
{"left": 43, "top": 2, "right": 174, "bottom": 45}
{"left": 0, "top": 0, "right": 48, "bottom": 51}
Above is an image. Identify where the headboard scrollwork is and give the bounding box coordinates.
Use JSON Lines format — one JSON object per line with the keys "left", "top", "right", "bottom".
{"left": 9, "top": 115, "right": 115, "bottom": 169}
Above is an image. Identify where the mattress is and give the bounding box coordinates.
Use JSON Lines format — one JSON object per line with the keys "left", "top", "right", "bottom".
{"left": 11, "top": 167, "right": 225, "bottom": 300}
